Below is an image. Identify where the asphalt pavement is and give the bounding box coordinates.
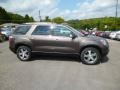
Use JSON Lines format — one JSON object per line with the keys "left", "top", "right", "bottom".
{"left": 0, "top": 39, "right": 120, "bottom": 90}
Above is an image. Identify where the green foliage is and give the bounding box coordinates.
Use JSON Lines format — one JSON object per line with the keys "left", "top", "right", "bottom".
{"left": 0, "top": 6, "right": 34, "bottom": 24}
{"left": 44, "top": 16, "right": 51, "bottom": 22}
{"left": 0, "top": 7, "right": 11, "bottom": 24}
{"left": 52, "top": 17, "right": 64, "bottom": 24}
{"left": 67, "top": 17, "right": 120, "bottom": 31}
{"left": 1, "top": 6, "right": 120, "bottom": 31}
{"left": 24, "top": 14, "right": 34, "bottom": 22}
{"left": 24, "top": 14, "right": 30, "bottom": 22}
{"left": 8, "top": 12, "right": 25, "bottom": 23}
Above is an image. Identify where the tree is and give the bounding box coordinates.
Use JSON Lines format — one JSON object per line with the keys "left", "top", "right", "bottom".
{"left": 67, "top": 17, "right": 120, "bottom": 31}
{"left": 0, "top": 6, "right": 34, "bottom": 24}
{"left": 8, "top": 12, "right": 25, "bottom": 23}
{"left": 24, "top": 14, "right": 30, "bottom": 22}
{"left": 44, "top": 16, "right": 51, "bottom": 22}
{"left": 29, "top": 17, "right": 34, "bottom": 22}
{"left": 0, "top": 7, "right": 11, "bottom": 24}
{"left": 52, "top": 17, "right": 64, "bottom": 24}
{"left": 24, "top": 14, "right": 34, "bottom": 22}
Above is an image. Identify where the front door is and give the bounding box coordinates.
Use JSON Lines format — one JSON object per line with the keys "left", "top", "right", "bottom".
{"left": 50, "top": 25, "right": 79, "bottom": 53}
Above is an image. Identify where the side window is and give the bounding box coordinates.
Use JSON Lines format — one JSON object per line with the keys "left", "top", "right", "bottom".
{"left": 13, "top": 25, "right": 31, "bottom": 35}
{"left": 51, "top": 26, "right": 73, "bottom": 37}
{"left": 32, "top": 26, "right": 50, "bottom": 35}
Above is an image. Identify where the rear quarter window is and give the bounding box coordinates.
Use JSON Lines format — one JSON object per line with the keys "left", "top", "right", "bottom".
{"left": 13, "top": 25, "right": 31, "bottom": 35}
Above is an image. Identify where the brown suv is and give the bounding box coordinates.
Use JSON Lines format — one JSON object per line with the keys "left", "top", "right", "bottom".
{"left": 9, "top": 22, "right": 109, "bottom": 65}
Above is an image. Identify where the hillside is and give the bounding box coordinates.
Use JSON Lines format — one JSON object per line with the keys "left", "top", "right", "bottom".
{"left": 0, "top": 7, "right": 34, "bottom": 24}
{"left": 67, "top": 17, "right": 120, "bottom": 31}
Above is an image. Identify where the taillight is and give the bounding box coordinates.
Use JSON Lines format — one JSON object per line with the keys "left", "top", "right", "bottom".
{"left": 9, "top": 36, "right": 14, "bottom": 43}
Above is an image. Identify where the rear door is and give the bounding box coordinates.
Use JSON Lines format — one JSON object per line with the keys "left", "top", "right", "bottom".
{"left": 30, "top": 25, "right": 53, "bottom": 52}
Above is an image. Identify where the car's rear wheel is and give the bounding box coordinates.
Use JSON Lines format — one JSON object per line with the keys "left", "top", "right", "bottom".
{"left": 80, "top": 47, "right": 101, "bottom": 65}
{"left": 17, "top": 46, "right": 31, "bottom": 61}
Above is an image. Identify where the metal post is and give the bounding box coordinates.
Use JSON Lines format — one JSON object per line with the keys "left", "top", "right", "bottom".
{"left": 39, "top": 10, "right": 41, "bottom": 22}
{"left": 116, "top": 0, "right": 118, "bottom": 18}
{"left": 115, "top": 0, "right": 118, "bottom": 30}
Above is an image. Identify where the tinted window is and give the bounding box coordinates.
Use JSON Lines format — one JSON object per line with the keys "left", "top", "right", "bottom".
{"left": 65, "top": 25, "right": 84, "bottom": 36}
{"left": 51, "top": 26, "right": 72, "bottom": 37}
{"left": 1, "top": 28, "right": 11, "bottom": 32}
{"left": 32, "top": 26, "right": 50, "bottom": 35}
{"left": 14, "top": 26, "right": 31, "bottom": 35}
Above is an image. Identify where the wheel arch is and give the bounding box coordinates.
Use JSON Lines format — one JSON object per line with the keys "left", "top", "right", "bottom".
{"left": 79, "top": 45, "right": 102, "bottom": 55}
{"left": 15, "top": 43, "right": 31, "bottom": 53}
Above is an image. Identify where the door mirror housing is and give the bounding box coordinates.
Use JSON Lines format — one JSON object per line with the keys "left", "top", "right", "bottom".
{"left": 71, "top": 34, "right": 77, "bottom": 39}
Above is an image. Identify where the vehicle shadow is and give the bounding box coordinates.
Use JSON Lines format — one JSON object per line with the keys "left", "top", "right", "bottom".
{"left": 31, "top": 53, "right": 80, "bottom": 62}
{"left": 101, "top": 56, "right": 109, "bottom": 63}
{"left": 30, "top": 53, "right": 109, "bottom": 64}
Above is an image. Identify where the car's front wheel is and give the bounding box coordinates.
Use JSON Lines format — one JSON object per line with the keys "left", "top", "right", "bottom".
{"left": 80, "top": 47, "right": 101, "bottom": 65}
{"left": 17, "top": 46, "right": 31, "bottom": 61}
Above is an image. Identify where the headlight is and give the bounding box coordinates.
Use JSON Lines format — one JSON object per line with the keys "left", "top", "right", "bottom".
{"left": 100, "top": 39, "right": 107, "bottom": 46}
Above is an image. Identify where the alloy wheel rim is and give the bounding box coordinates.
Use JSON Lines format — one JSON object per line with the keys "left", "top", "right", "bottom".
{"left": 83, "top": 50, "right": 97, "bottom": 64}
{"left": 18, "top": 48, "right": 29, "bottom": 60}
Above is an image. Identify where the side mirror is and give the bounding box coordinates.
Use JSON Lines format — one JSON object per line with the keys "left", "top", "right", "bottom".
{"left": 71, "top": 34, "right": 77, "bottom": 39}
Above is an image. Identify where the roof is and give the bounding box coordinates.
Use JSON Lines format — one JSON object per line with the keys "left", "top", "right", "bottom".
{"left": 24, "top": 22, "right": 57, "bottom": 26}
{"left": 0, "top": 23, "right": 19, "bottom": 26}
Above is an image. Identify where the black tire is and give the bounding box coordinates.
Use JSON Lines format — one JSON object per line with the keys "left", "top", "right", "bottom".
{"left": 0, "top": 36, "right": 3, "bottom": 42}
{"left": 0, "top": 35, "right": 6, "bottom": 42}
{"left": 16, "top": 46, "right": 31, "bottom": 61}
{"left": 2, "top": 35, "right": 6, "bottom": 41}
{"left": 80, "top": 47, "right": 101, "bottom": 65}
